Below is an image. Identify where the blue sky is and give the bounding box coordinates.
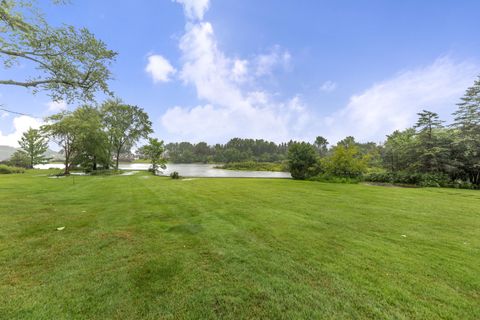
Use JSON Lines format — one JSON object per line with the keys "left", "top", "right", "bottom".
{"left": 1, "top": 0, "right": 480, "bottom": 147}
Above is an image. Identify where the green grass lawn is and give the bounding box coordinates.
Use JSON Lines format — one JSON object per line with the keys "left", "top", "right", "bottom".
{"left": 0, "top": 171, "right": 479, "bottom": 319}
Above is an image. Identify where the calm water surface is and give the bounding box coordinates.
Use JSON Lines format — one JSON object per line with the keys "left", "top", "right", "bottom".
{"left": 35, "top": 163, "right": 291, "bottom": 178}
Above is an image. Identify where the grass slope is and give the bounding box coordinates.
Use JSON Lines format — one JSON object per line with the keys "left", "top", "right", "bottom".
{"left": 0, "top": 171, "right": 479, "bottom": 319}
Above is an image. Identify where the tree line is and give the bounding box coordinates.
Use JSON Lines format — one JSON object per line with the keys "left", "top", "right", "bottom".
{"left": 139, "top": 139, "right": 290, "bottom": 164}
{"left": 2, "top": 99, "right": 161, "bottom": 175}
{"left": 4, "top": 74, "right": 479, "bottom": 188}
{"left": 1, "top": 2, "right": 479, "bottom": 187}
{"left": 287, "top": 75, "right": 480, "bottom": 188}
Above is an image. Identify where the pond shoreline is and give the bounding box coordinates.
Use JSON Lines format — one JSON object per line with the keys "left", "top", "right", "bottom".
{"left": 35, "top": 163, "right": 292, "bottom": 179}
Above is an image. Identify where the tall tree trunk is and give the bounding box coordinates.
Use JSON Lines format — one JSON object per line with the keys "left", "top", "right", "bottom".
{"left": 64, "top": 154, "right": 70, "bottom": 175}
{"left": 93, "top": 155, "right": 97, "bottom": 171}
{"left": 64, "top": 140, "right": 71, "bottom": 175}
{"left": 116, "top": 149, "right": 120, "bottom": 170}
{"left": 105, "top": 150, "right": 111, "bottom": 169}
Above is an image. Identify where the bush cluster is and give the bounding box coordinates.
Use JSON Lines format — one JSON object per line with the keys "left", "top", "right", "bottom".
{"left": 364, "top": 171, "right": 454, "bottom": 188}
{"left": 308, "top": 173, "right": 361, "bottom": 184}
{"left": 0, "top": 164, "right": 25, "bottom": 174}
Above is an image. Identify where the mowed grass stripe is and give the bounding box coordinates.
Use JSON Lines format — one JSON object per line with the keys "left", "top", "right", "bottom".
{"left": 0, "top": 171, "right": 479, "bottom": 319}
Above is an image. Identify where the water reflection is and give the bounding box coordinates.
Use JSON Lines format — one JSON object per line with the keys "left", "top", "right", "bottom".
{"left": 34, "top": 163, "right": 291, "bottom": 178}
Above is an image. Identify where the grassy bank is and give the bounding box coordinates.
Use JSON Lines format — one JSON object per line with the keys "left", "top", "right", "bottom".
{"left": 215, "top": 161, "right": 287, "bottom": 172}
{"left": 0, "top": 171, "right": 479, "bottom": 319}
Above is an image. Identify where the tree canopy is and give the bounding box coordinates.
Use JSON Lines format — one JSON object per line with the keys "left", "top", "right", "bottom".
{"left": 0, "top": 0, "right": 116, "bottom": 102}
{"left": 101, "top": 99, "right": 153, "bottom": 170}
{"left": 140, "top": 138, "right": 167, "bottom": 175}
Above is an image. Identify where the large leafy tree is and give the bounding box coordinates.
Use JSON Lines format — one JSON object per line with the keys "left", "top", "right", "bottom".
{"left": 42, "top": 106, "right": 105, "bottom": 174}
{"left": 101, "top": 99, "right": 153, "bottom": 170}
{"left": 287, "top": 142, "right": 318, "bottom": 180}
{"left": 70, "top": 105, "right": 110, "bottom": 171}
{"left": 18, "top": 127, "right": 49, "bottom": 168}
{"left": 0, "top": 0, "right": 116, "bottom": 102}
{"left": 451, "top": 76, "right": 480, "bottom": 185}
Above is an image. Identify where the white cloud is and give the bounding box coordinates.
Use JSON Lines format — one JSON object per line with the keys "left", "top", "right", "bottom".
{"left": 231, "top": 59, "right": 248, "bottom": 83}
{"left": 46, "top": 100, "right": 67, "bottom": 112}
{"left": 1, "top": 112, "right": 8, "bottom": 118}
{"left": 324, "top": 57, "right": 479, "bottom": 142}
{"left": 164, "top": 2, "right": 478, "bottom": 145}
{"left": 145, "top": 54, "right": 176, "bottom": 83}
{"left": 162, "top": 95, "right": 310, "bottom": 143}
{"left": 255, "top": 46, "right": 291, "bottom": 77}
{"left": 161, "top": 10, "right": 308, "bottom": 143}
{"left": 320, "top": 80, "right": 337, "bottom": 92}
{"left": 0, "top": 115, "right": 43, "bottom": 147}
{"left": 174, "top": 0, "right": 210, "bottom": 20}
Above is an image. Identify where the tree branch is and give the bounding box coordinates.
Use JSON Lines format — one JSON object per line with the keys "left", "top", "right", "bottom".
{"left": 0, "top": 79, "right": 76, "bottom": 88}
{"left": 0, "top": 49, "right": 51, "bottom": 69}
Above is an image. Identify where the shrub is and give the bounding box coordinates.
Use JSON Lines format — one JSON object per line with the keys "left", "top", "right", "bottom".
{"left": 364, "top": 171, "right": 394, "bottom": 183}
{"left": 0, "top": 164, "right": 25, "bottom": 174}
{"left": 364, "top": 171, "right": 451, "bottom": 187}
{"left": 170, "top": 171, "right": 180, "bottom": 179}
{"left": 418, "top": 173, "right": 451, "bottom": 188}
{"left": 309, "top": 173, "right": 360, "bottom": 184}
{"left": 451, "top": 179, "right": 476, "bottom": 189}
{"left": 7, "top": 150, "right": 31, "bottom": 168}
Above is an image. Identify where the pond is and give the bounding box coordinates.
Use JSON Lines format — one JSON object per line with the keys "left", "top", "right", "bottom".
{"left": 34, "top": 163, "right": 292, "bottom": 178}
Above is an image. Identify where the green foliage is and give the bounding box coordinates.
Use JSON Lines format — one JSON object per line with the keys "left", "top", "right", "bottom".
{"left": 314, "top": 136, "right": 329, "bottom": 157}
{"left": 413, "top": 110, "right": 449, "bottom": 172}
{"left": 42, "top": 106, "right": 109, "bottom": 174}
{"left": 364, "top": 171, "right": 452, "bottom": 188}
{"left": 0, "top": 164, "right": 25, "bottom": 174}
{"left": 41, "top": 111, "right": 80, "bottom": 174}
{"left": 375, "top": 76, "right": 480, "bottom": 187}
{"left": 18, "top": 127, "right": 49, "bottom": 168}
{"left": 72, "top": 105, "right": 110, "bottom": 171}
{"left": 141, "top": 138, "right": 167, "bottom": 175}
{"left": 101, "top": 99, "right": 153, "bottom": 169}
{"left": 165, "top": 138, "right": 289, "bottom": 164}
{"left": 287, "top": 142, "right": 318, "bottom": 179}
{"left": 321, "top": 142, "right": 368, "bottom": 178}
{"left": 7, "top": 149, "right": 30, "bottom": 168}
{"left": 383, "top": 128, "right": 418, "bottom": 172}
{"left": 308, "top": 173, "right": 361, "bottom": 184}
{"left": 0, "top": 0, "right": 116, "bottom": 102}
{"left": 451, "top": 75, "right": 480, "bottom": 185}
